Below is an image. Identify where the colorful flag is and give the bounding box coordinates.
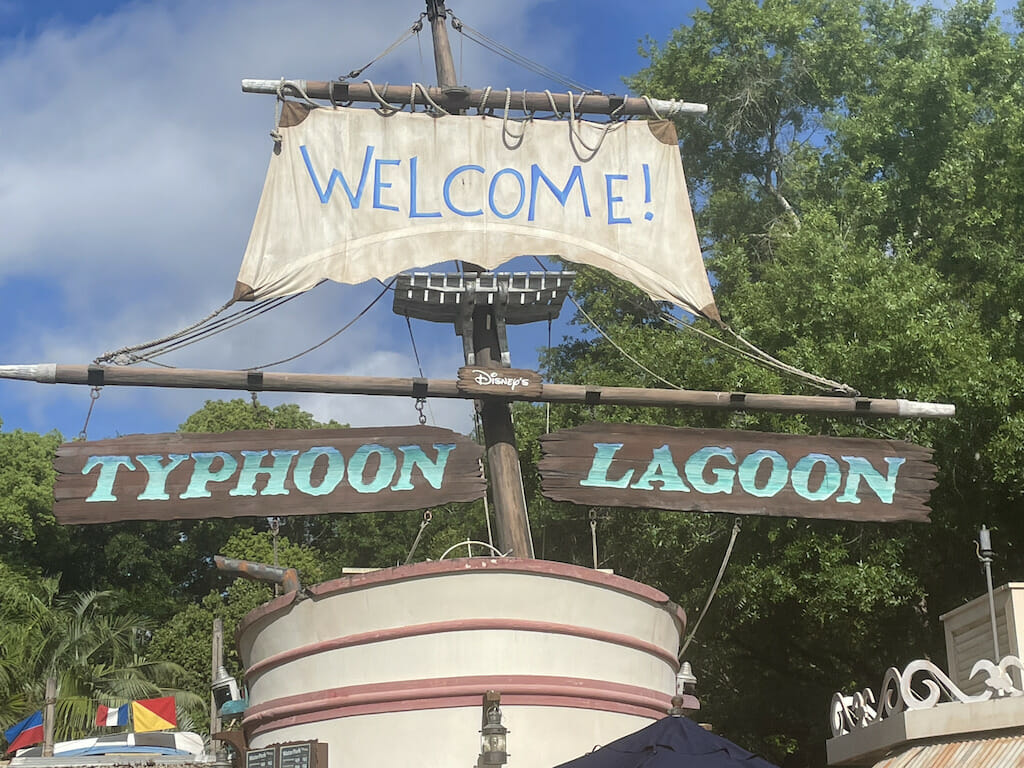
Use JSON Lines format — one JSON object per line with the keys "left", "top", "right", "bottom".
{"left": 95, "top": 703, "right": 130, "bottom": 727}
{"left": 131, "top": 697, "right": 177, "bottom": 733}
{"left": 4, "top": 710, "right": 44, "bottom": 754}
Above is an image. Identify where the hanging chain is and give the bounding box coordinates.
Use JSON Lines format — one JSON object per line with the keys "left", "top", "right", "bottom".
{"left": 77, "top": 387, "right": 102, "bottom": 441}
{"left": 404, "top": 509, "right": 433, "bottom": 564}
{"left": 589, "top": 508, "right": 599, "bottom": 570}
{"left": 415, "top": 398, "right": 427, "bottom": 425}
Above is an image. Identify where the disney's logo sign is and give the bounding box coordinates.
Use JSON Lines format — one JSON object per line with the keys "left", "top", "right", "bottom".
{"left": 472, "top": 370, "right": 533, "bottom": 391}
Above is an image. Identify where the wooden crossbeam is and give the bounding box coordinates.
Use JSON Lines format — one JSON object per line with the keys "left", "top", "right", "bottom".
{"left": 0, "top": 364, "right": 955, "bottom": 419}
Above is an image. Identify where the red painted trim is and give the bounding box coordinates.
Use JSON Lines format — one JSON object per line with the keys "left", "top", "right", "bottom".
{"left": 245, "top": 618, "right": 679, "bottom": 679}
{"left": 237, "top": 558, "right": 685, "bottom": 639}
{"left": 243, "top": 675, "right": 690, "bottom": 739}
{"left": 247, "top": 695, "right": 662, "bottom": 739}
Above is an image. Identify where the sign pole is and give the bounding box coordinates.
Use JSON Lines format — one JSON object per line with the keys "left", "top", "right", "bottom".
{"left": 427, "top": 0, "right": 536, "bottom": 557}
{"left": 211, "top": 618, "right": 224, "bottom": 738}
{"left": 42, "top": 676, "right": 56, "bottom": 757}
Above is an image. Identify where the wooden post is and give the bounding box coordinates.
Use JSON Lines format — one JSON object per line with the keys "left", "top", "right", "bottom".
{"left": 426, "top": 0, "right": 458, "bottom": 90}
{"left": 211, "top": 618, "right": 224, "bottom": 739}
{"left": 42, "top": 676, "right": 56, "bottom": 757}
{"left": 472, "top": 305, "right": 535, "bottom": 558}
{"left": 424, "top": 0, "right": 534, "bottom": 558}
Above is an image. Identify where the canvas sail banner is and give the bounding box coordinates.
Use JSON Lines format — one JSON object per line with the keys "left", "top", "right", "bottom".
{"left": 236, "top": 103, "right": 719, "bottom": 320}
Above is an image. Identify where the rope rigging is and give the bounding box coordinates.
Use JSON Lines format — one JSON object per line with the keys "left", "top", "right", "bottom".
{"left": 101, "top": 293, "right": 303, "bottom": 365}
{"left": 530, "top": 256, "right": 859, "bottom": 397}
{"left": 339, "top": 14, "right": 426, "bottom": 83}
{"left": 448, "top": 11, "right": 595, "bottom": 94}
{"left": 93, "top": 279, "right": 393, "bottom": 373}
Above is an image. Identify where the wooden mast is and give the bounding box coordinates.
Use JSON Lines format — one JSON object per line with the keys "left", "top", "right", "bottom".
{"left": 426, "top": 0, "right": 534, "bottom": 558}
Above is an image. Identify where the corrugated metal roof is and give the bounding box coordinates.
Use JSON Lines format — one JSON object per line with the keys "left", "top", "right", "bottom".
{"left": 873, "top": 734, "right": 1024, "bottom": 768}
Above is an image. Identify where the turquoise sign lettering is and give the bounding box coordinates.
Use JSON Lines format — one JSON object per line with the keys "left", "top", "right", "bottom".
{"left": 630, "top": 444, "right": 689, "bottom": 491}
{"left": 83, "top": 456, "right": 135, "bottom": 502}
{"left": 577, "top": 443, "right": 906, "bottom": 505}
{"left": 580, "top": 443, "right": 634, "bottom": 488}
{"left": 80, "top": 441, "right": 462, "bottom": 502}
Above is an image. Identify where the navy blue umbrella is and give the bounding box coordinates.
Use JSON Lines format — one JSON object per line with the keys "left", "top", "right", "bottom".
{"left": 553, "top": 715, "right": 780, "bottom": 768}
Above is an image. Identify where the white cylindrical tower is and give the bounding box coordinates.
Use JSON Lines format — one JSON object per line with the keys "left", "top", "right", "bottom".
{"left": 237, "top": 558, "right": 692, "bottom": 767}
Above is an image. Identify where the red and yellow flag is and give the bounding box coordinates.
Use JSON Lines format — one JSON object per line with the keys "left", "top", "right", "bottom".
{"left": 131, "top": 697, "right": 177, "bottom": 732}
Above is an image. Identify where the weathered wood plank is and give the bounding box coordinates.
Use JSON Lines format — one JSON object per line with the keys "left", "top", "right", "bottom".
{"left": 54, "top": 427, "right": 484, "bottom": 525}
{"left": 538, "top": 423, "right": 936, "bottom": 523}
{"left": 457, "top": 367, "right": 542, "bottom": 399}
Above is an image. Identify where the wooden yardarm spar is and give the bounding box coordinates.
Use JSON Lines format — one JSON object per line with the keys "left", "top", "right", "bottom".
{"left": 0, "top": 364, "right": 955, "bottom": 419}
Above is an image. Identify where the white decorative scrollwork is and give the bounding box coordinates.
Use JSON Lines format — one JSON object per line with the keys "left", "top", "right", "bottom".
{"left": 969, "top": 655, "right": 1024, "bottom": 697}
{"left": 830, "top": 655, "right": 1024, "bottom": 736}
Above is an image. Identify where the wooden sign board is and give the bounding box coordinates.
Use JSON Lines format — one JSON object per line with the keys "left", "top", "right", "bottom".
{"left": 54, "top": 426, "right": 485, "bottom": 524}
{"left": 538, "top": 423, "right": 936, "bottom": 523}
{"left": 245, "top": 741, "right": 326, "bottom": 768}
{"left": 246, "top": 748, "right": 276, "bottom": 768}
{"left": 457, "top": 366, "right": 543, "bottom": 398}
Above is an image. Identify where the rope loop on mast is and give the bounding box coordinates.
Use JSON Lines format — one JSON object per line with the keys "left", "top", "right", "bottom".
{"left": 567, "top": 91, "right": 619, "bottom": 160}
{"left": 501, "top": 87, "right": 527, "bottom": 146}
{"left": 411, "top": 82, "right": 450, "bottom": 116}
{"left": 270, "top": 79, "right": 319, "bottom": 144}
{"left": 364, "top": 80, "right": 401, "bottom": 115}
{"left": 543, "top": 89, "right": 563, "bottom": 119}
{"left": 477, "top": 85, "right": 492, "bottom": 114}
{"left": 642, "top": 95, "right": 665, "bottom": 120}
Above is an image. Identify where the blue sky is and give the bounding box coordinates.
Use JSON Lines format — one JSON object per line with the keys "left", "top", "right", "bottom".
{"left": 0, "top": 0, "right": 701, "bottom": 440}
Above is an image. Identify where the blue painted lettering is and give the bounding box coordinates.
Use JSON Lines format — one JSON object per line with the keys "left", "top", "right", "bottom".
{"left": 443, "top": 165, "right": 484, "bottom": 216}
{"left": 605, "top": 174, "right": 631, "bottom": 225}
{"left": 373, "top": 158, "right": 400, "bottom": 212}
{"left": 488, "top": 168, "right": 526, "bottom": 219}
{"left": 300, "top": 144, "right": 374, "bottom": 207}
{"left": 409, "top": 157, "right": 441, "bottom": 218}
{"left": 529, "top": 164, "right": 590, "bottom": 221}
